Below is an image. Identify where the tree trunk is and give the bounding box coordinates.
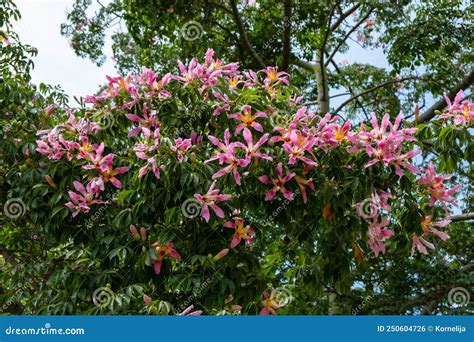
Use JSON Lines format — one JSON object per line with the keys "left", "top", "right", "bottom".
{"left": 315, "top": 49, "right": 329, "bottom": 114}
{"left": 328, "top": 290, "right": 338, "bottom": 315}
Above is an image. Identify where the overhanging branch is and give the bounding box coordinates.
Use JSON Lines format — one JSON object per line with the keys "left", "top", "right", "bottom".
{"left": 415, "top": 69, "right": 474, "bottom": 124}
{"left": 333, "top": 76, "right": 419, "bottom": 114}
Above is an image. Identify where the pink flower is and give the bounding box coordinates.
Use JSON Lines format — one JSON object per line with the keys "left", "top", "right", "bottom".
{"left": 351, "top": 113, "right": 419, "bottom": 176}
{"left": 101, "top": 164, "right": 129, "bottom": 189}
{"left": 242, "top": 0, "right": 257, "bottom": 7}
{"left": 418, "top": 162, "right": 460, "bottom": 208}
{"left": 224, "top": 217, "right": 255, "bottom": 248}
{"left": 174, "top": 49, "right": 238, "bottom": 93}
{"left": 177, "top": 305, "right": 203, "bottom": 316}
{"left": 206, "top": 129, "right": 250, "bottom": 185}
{"left": 125, "top": 103, "right": 159, "bottom": 138}
{"left": 258, "top": 163, "right": 296, "bottom": 201}
{"left": 130, "top": 224, "right": 140, "bottom": 240}
{"left": 259, "top": 290, "right": 281, "bottom": 315}
{"left": 170, "top": 138, "right": 192, "bottom": 162}
{"left": 190, "top": 131, "right": 203, "bottom": 145}
{"left": 421, "top": 215, "right": 450, "bottom": 241}
{"left": 367, "top": 216, "right": 394, "bottom": 257}
{"left": 65, "top": 181, "right": 106, "bottom": 216}
{"left": 439, "top": 90, "right": 474, "bottom": 126}
{"left": 143, "top": 294, "right": 152, "bottom": 305}
{"left": 282, "top": 132, "right": 317, "bottom": 167}
{"left": 81, "top": 143, "right": 114, "bottom": 171}
{"left": 212, "top": 92, "right": 231, "bottom": 116}
{"left": 137, "top": 155, "right": 161, "bottom": 179}
{"left": 260, "top": 66, "right": 289, "bottom": 88}
{"left": 233, "top": 128, "right": 272, "bottom": 162}
{"left": 295, "top": 176, "right": 315, "bottom": 203}
{"left": 151, "top": 241, "right": 181, "bottom": 275}
{"left": 228, "top": 105, "right": 267, "bottom": 135}
{"left": 410, "top": 234, "right": 435, "bottom": 256}
{"left": 194, "top": 182, "right": 232, "bottom": 222}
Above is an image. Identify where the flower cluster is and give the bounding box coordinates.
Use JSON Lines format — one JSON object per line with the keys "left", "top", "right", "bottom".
{"left": 439, "top": 90, "right": 473, "bottom": 126}
{"left": 37, "top": 113, "right": 128, "bottom": 216}
{"left": 355, "top": 191, "right": 394, "bottom": 257}
{"left": 349, "top": 113, "right": 420, "bottom": 177}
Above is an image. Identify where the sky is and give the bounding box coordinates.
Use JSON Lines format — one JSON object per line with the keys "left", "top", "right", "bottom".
{"left": 12, "top": 0, "right": 389, "bottom": 104}
{"left": 14, "top": 0, "right": 116, "bottom": 102}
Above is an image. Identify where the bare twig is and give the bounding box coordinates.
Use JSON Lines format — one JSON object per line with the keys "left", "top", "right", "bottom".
{"left": 325, "top": 8, "right": 374, "bottom": 67}
{"left": 333, "top": 77, "right": 418, "bottom": 114}
{"left": 230, "top": 0, "right": 266, "bottom": 68}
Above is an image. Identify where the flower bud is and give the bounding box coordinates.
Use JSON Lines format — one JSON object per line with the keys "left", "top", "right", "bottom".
{"left": 140, "top": 227, "right": 147, "bottom": 240}
{"left": 130, "top": 224, "right": 140, "bottom": 240}
{"left": 213, "top": 248, "right": 229, "bottom": 261}
{"left": 143, "top": 294, "right": 152, "bottom": 305}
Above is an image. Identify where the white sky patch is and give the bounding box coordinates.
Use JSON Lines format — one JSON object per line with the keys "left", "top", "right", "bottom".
{"left": 13, "top": 0, "right": 116, "bottom": 102}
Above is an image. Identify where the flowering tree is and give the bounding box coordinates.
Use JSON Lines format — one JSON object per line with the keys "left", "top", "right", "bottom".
{"left": 14, "top": 48, "right": 468, "bottom": 314}
{"left": 1, "top": 1, "right": 472, "bottom": 315}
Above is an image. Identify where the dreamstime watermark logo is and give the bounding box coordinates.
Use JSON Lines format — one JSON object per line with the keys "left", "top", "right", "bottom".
{"left": 3, "top": 198, "right": 26, "bottom": 219}
{"left": 352, "top": 280, "right": 388, "bottom": 315}
{"left": 1, "top": 281, "right": 32, "bottom": 311}
{"left": 355, "top": 197, "right": 379, "bottom": 220}
{"left": 181, "top": 21, "right": 203, "bottom": 41}
{"left": 262, "top": 12, "right": 300, "bottom": 50}
{"left": 174, "top": 273, "right": 222, "bottom": 314}
{"left": 92, "top": 111, "right": 115, "bottom": 130}
{"left": 447, "top": 287, "right": 470, "bottom": 307}
{"left": 259, "top": 190, "right": 300, "bottom": 227}
{"left": 92, "top": 287, "right": 115, "bottom": 307}
{"left": 176, "top": 105, "right": 209, "bottom": 136}
{"left": 84, "top": 192, "right": 119, "bottom": 228}
{"left": 181, "top": 198, "right": 202, "bottom": 219}
{"left": 272, "top": 286, "right": 293, "bottom": 307}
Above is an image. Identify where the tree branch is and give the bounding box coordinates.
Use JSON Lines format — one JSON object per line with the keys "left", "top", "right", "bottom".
{"left": 292, "top": 58, "right": 315, "bottom": 72}
{"left": 325, "top": 7, "right": 374, "bottom": 67}
{"left": 330, "top": 3, "right": 361, "bottom": 32}
{"left": 415, "top": 69, "right": 474, "bottom": 124}
{"left": 333, "top": 77, "right": 418, "bottom": 114}
{"left": 230, "top": 0, "right": 266, "bottom": 69}
{"left": 450, "top": 212, "right": 474, "bottom": 222}
{"left": 281, "top": 0, "right": 292, "bottom": 70}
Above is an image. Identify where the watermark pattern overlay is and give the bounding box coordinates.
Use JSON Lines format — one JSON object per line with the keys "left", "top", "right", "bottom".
{"left": 2, "top": 198, "right": 26, "bottom": 219}
{"left": 181, "top": 21, "right": 203, "bottom": 41}
{"left": 92, "top": 111, "right": 115, "bottom": 130}
{"left": 92, "top": 287, "right": 115, "bottom": 308}
{"left": 85, "top": 192, "right": 119, "bottom": 228}
{"left": 181, "top": 198, "right": 201, "bottom": 219}
{"left": 447, "top": 287, "right": 470, "bottom": 307}
{"left": 272, "top": 286, "right": 293, "bottom": 307}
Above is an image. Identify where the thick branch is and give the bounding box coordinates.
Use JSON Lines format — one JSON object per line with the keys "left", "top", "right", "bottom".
{"left": 333, "top": 77, "right": 418, "bottom": 114}
{"left": 330, "top": 3, "right": 361, "bottom": 31}
{"left": 450, "top": 212, "right": 474, "bottom": 222}
{"left": 325, "top": 8, "right": 374, "bottom": 67}
{"left": 292, "top": 58, "right": 315, "bottom": 71}
{"left": 416, "top": 69, "right": 474, "bottom": 124}
{"left": 281, "top": 0, "right": 292, "bottom": 70}
{"left": 230, "top": 0, "right": 266, "bottom": 69}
